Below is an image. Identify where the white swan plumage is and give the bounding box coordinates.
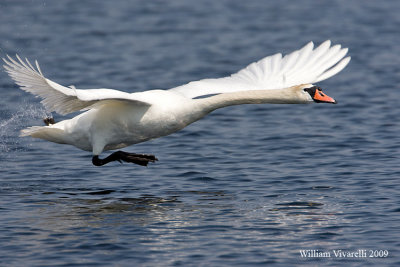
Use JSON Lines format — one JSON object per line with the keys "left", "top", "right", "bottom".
{"left": 3, "top": 40, "right": 350, "bottom": 166}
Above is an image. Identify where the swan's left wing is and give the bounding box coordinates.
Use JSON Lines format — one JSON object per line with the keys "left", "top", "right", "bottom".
{"left": 3, "top": 55, "right": 151, "bottom": 115}
{"left": 169, "top": 40, "right": 350, "bottom": 99}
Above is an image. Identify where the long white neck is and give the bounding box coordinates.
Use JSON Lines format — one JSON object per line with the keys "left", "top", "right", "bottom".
{"left": 194, "top": 85, "right": 309, "bottom": 114}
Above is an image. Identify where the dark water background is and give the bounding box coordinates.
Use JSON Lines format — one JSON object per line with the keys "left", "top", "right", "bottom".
{"left": 0, "top": 0, "right": 399, "bottom": 266}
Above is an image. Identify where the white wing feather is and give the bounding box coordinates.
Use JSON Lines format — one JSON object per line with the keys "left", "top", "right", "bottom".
{"left": 170, "top": 40, "right": 350, "bottom": 98}
{"left": 4, "top": 40, "right": 349, "bottom": 115}
{"left": 3, "top": 55, "right": 151, "bottom": 115}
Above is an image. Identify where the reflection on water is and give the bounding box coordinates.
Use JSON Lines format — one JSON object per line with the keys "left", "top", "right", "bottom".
{"left": 22, "top": 187, "right": 348, "bottom": 240}
{"left": 28, "top": 190, "right": 234, "bottom": 231}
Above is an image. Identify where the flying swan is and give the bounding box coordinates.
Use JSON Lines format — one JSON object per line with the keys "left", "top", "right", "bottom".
{"left": 3, "top": 40, "right": 350, "bottom": 166}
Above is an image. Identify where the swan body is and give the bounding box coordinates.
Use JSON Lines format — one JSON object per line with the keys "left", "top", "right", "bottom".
{"left": 3, "top": 40, "right": 350, "bottom": 166}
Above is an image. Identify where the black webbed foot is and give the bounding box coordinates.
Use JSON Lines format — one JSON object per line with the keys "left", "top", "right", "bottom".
{"left": 43, "top": 117, "right": 55, "bottom": 126}
{"left": 92, "top": 151, "right": 158, "bottom": 166}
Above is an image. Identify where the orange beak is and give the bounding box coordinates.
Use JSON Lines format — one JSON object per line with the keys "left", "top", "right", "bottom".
{"left": 313, "top": 90, "right": 337, "bottom": 104}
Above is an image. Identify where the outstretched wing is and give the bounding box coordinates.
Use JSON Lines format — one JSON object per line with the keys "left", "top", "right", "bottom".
{"left": 170, "top": 40, "right": 351, "bottom": 99}
{"left": 3, "top": 55, "right": 151, "bottom": 115}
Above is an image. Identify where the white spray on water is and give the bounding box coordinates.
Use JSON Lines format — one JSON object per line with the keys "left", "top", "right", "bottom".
{"left": 0, "top": 103, "right": 50, "bottom": 153}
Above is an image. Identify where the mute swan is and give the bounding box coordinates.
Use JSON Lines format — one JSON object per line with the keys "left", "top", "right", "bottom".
{"left": 3, "top": 40, "right": 350, "bottom": 166}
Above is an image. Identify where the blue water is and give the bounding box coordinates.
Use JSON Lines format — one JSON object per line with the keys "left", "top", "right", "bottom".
{"left": 1, "top": 0, "right": 399, "bottom": 266}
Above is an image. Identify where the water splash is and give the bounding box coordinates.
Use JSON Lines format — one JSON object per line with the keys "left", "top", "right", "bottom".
{"left": 0, "top": 103, "right": 50, "bottom": 153}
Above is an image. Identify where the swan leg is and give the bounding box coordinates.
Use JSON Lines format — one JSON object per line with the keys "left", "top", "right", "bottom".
{"left": 92, "top": 151, "right": 158, "bottom": 166}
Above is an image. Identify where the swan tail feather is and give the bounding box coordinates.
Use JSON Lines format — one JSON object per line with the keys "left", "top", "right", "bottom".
{"left": 20, "top": 126, "right": 67, "bottom": 144}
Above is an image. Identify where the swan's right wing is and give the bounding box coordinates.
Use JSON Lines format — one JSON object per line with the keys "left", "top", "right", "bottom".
{"left": 3, "top": 55, "right": 151, "bottom": 115}
{"left": 170, "top": 40, "right": 350, "bottom": 99}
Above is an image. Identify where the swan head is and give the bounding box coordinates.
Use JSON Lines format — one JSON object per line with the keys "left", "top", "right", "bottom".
{"left": 303, "top": 85, "right": 337, "bottom": 104}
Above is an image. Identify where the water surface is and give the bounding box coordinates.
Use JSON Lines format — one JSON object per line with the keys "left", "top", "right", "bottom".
{"left": 1, "top": 0, "right": 399, "bottom": 266}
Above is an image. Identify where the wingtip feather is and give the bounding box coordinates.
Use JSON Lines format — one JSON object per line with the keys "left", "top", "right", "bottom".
{"left": 314, "top": 56, "right": 351, "bottom": 83}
